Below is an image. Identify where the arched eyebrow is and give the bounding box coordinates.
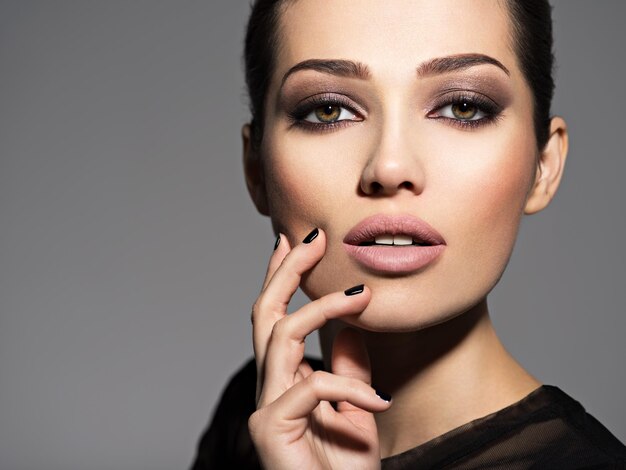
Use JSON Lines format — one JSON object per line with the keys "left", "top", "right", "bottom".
{"left": 416, "top": 53, "right": 510, "bottom": 77}
{"left": 280, "top": 59, "right": 371, "bottom": 87}
{"left": 280, "top": 53, "right": 509, "bottom": 89}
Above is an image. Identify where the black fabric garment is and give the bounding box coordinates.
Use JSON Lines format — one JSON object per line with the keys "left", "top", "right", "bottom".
{"left": 190, "top": 357, "right": 626, "bottom": 469}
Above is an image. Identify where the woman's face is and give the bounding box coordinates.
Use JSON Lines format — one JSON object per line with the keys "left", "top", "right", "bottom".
{"left": 252, "top": 0, "right": 541, "bottom": 332}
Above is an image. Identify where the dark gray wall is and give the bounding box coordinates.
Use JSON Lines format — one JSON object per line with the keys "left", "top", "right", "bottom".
{"left": 0, "top": 1, "right": 624, "bottom": 469}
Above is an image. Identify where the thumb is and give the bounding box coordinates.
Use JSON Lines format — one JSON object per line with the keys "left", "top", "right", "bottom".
{"left": 331, "top": 327, "right": 374, "bottom": 413}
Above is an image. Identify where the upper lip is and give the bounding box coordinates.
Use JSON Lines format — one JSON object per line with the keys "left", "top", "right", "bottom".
{"left": 343, "top": 214, "right": 446, "bottom": 246}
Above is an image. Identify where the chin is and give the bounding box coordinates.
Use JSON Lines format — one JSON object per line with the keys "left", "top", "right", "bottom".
{"left": 305, "top": 273, "right": 484, "bottom": 333}
{"left": 343, "top": 288, "right": 476, "bottom": 333}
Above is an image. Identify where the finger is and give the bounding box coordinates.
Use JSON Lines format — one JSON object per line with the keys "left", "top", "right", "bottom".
{"left": 258, "top": 357, "right": 314, "bottom": 407}
{"left": 259, "top": 370, "right": 390, "bottom": 419}
{"left": 331, "top": 328, "right": 376, "bottom": 414}
{"left": 252, "top": 229, "right": 323, "bottom": 404}
{"left": 260, "top": 233, "right": 291, "bottom": 293}
{"left": 258, "top": 227, "right": 326, "bottom": 313}
{"left": 253, "top": 234, "right": 291, "bottom": 403}
{"left": 252, "top": 228, "right": 326, "bottom": 367}
{"left": 262, "top": 285, "right": 371, "bottom": 402}
{"left": 253, "top": 233, "right": 291, "bottom": 369}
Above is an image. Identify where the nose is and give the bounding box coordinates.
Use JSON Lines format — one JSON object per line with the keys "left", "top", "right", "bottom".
{"left": 359, "top": 118, "right": 425, "bottom": 197}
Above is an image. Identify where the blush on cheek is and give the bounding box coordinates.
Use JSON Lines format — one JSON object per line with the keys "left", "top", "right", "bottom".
{"left": 425, "top": 123, "right": 536, "bottom": 291}
{"left": 262, "top": 149, "right": 325, "bottom": 244}
{"left": 459, "top": 144, "right": 536, "bottom": 288}
{"left": 262, "top": 131, "right": 360, "bottom": 243}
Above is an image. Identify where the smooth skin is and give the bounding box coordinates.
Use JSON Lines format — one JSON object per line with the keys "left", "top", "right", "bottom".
{"left": 244, "top": 0, "right": 568, "bottom": 467}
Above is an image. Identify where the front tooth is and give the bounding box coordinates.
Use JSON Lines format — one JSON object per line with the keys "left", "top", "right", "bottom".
{"left": 394, "top": 235, "right": 413, "bottom": 246}
{"left": 374, "top": 235, "right": 394, "bottom": 245}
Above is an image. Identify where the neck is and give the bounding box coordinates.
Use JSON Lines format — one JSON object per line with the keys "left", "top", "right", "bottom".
{"left": 319, "top": 298, "right": 541, "bottom": 459}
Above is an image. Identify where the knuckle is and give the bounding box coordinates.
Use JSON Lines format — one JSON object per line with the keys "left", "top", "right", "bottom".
{"left": 251, "top": 297, "right": 274, "bottom": 324}
{"left": 248, "top": 407, "right": 276, "bottom": 449}
{"left": 307, "top": 370, "right": 329, "bottom": 391}
{"left": 250, "top": 301, "right": 262, "bottom": 324}
{"left": 247, "top": 409, "right": 265, "bottom": 439}
{"left": 270, "top": 316, "right": 291, "bottom": 338}
{"left": 253, "top": 296, "right": 284, "bottom": 320}
{"left": 345, "top": 377, "right": 363, "bottom": 394}
{"left": 255, "top": 295, "right": 270, "bottom": 312}
{"left": 316, "top": 295, "right": 335, "bottom": 318}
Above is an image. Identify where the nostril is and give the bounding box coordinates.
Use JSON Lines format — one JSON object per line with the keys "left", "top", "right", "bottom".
{"left": 370, "top": 181, "right": 383, "bottom": 193}
{"left": 362, "top": 180, "right": 417, "bottom": 196}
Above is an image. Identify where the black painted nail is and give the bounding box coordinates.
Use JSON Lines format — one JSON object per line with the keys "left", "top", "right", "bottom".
{"left": 273, "top": 234, "right": 281, "bottom": 251}
{"left": 344, "top": 284, "right": 365, "bottom": 296}
{"left": 375, "top": 389, "right": 392, "bottom": 402}
{"left": 302, "top": 228, "right": 319, "bottom": 244}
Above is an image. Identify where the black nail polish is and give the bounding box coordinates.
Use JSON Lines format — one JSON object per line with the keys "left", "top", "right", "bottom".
{"left": 375, "top": 389, "right": 392, "bottom": 402}
{"left": 344, "top": 284, "right": 364, "bottom": 296}
{"left": 273, "top": 234, "right": 281, "bottom": 251}
{"left": 302, "top": 228, "right": 319, "bottom": 244}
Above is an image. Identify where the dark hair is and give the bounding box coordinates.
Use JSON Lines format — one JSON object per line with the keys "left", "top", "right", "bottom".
{"left": 244, "top": 0, "right": 555, "bottom": 152}
{"left": 506, "top": 0, "right": 555, "bottom": 151}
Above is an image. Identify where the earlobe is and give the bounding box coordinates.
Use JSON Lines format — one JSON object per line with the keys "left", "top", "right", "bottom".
{"left": 524, "top": 116, "right": 569, "bottom": 215}
{"left": 242, "top": 123, "right": 270, "bottom": 216}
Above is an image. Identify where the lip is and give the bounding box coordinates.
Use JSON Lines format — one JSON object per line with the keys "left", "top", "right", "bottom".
{"left": 343, "top": 214, "right": 446, "bottom": 274}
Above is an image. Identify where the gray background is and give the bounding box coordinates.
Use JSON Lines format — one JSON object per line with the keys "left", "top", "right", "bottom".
{"left": 0, "top": 1, "right": 624, "bottom": 469}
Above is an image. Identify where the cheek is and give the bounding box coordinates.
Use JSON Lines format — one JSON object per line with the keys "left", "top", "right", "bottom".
{"left": 261, "top": 132, "right": 348, "bottom": 243}
{"left": 428, "top": 122, "right": 536, "bottom": 287}
{"left": 262, "top": 130, "right": 369, "bottom": 299}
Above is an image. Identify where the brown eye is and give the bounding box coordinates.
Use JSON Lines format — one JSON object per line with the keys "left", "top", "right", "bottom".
{"left": 299, "top": 101, "right": 359, "bottom": 126}
{"left": 314, "top": 105, "right": 342, "bottom": 123}
{"left": 432, "top": 98, "right": 488, "bottom": 123}
{"left": 428, "top": 94, "right": 498, "bottom": 127}
{"left": 451, "top": 101, "right": 478, "bottom": 120}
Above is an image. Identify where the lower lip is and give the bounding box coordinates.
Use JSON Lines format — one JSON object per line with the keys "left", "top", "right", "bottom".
{"left": 343, "top": 244, "right": 445, "bottom": 274}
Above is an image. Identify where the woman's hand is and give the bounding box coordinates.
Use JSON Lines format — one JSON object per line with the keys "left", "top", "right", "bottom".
{"left": 248, "top": 228, "right": 392, "bottom": 470}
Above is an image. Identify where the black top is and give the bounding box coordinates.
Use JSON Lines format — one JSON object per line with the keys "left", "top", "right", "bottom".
{"left": 190, "top": 357, "right": 626, "bottom": 469}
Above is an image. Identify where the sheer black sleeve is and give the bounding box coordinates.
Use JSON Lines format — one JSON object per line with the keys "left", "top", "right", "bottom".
{"left": 189, "top": 358, "right": 260, "bottom": 470}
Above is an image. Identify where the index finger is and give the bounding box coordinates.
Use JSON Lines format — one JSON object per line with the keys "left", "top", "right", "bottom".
{"left": 260, "top": 233, "right": 291, "bottom": 293}
{"left": 252, "top": 228, "right": 326, "bottom": 367}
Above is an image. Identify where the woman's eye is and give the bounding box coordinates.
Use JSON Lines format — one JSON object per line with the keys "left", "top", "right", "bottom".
{"left": 303, "top": 104, "right": 357, "bottom": 124}
{"left": 436, "top": 101, "right": 487, "bottom": 121}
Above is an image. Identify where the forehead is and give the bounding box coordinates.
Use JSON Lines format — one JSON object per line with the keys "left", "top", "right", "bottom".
{"left": 275, "top": 0, "right": 516, "bottom": 81}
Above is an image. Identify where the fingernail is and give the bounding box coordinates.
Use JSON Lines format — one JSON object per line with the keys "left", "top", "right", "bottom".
{"left": 302, "top": 228, "right": 319, "bottom": 244}
{"left": 375, "top": 389, "right": 392, "bottom": 402}
{"left": 273, "top": 234, "right": 281, "bottom": 251}
{"left": 344, "top": 284, "right": 365, "bottom": 296}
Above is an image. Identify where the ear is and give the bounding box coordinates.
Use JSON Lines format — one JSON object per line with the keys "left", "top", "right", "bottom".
{"left": 242, "top": 123, "right": 270, "bottom": 216}
{"left": 524, "top": 116, "right": 569, "bottom": 215}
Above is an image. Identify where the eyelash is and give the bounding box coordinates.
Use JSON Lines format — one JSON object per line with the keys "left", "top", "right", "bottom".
{"left": 287, "top": 94, "right": 362, "bottom": 132}
{"left": 287, "top": 91, "right": 502, "bottom": 132}
{"left": 427, "top": 91, "right": 502, "bottom": 129}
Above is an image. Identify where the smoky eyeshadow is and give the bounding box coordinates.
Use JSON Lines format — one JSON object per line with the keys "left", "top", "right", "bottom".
{"left": 421, "top": 74, "right": 513, "bottom": 111}
{"left": 276, "top": 70, "right": 513, "bottom": 119}
{"left": 276, "top": 77, "right": 371, "bottom": 116}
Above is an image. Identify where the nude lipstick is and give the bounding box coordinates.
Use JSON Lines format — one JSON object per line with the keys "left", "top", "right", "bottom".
{"left": 343, "top": 214, "right": 446, "bottom": 274}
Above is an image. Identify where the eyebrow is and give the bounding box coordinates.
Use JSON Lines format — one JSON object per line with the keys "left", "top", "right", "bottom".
{"left": 280, "top": 59, "right": 371, "bottom": 87}
{"left": 280, "top": 53, "right": 509, "bottom": 88}
{"left": 416, "top": 53, "right": 510, "bottom": 77}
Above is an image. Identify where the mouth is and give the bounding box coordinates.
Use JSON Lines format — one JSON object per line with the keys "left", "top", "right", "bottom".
{"left": 343, "top": 214, "right": 446, "bottom": 274}
{"left": 357, "top": 235, "right": 432, "bottom": 247}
